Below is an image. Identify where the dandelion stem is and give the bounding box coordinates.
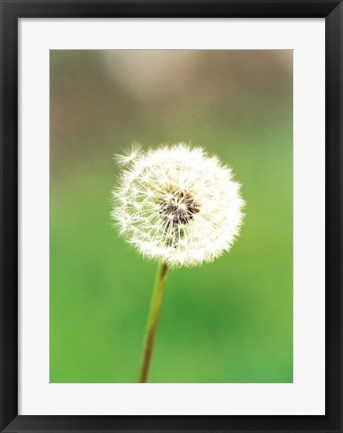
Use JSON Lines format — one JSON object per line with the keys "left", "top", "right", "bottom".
{"left": 139, "top": 261, "right": 168, "bottom": 383}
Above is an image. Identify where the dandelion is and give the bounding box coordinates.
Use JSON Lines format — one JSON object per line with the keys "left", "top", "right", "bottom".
{"left": 111, "top": 143, "right": 244, "bottom": 382}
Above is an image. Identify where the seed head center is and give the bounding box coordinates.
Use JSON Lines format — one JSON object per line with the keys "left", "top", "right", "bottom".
{"left": 159, "top": 188, "right": 200, "bottom": 225}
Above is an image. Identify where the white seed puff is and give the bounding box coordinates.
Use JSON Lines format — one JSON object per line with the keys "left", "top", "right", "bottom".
{"left": 112, "top": 143, "right": 244, "bottom": 267}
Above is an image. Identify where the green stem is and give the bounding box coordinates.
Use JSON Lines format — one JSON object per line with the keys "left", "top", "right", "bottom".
{"left": 139, "top": 261, "right": 168, "bottom": 383}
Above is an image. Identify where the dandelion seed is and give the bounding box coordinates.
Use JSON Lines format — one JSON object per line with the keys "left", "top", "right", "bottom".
{"left": 113, "top": 142, "right": 141, "bottom": 166}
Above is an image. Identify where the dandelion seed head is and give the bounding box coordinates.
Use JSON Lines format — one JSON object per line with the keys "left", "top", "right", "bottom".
{"left": 112, "top": 143, "right": 245, "bottom": 267}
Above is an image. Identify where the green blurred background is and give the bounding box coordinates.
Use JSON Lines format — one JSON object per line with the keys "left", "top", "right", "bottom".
{"left": 50, "top": 50, "right": 293, "bottom": 383}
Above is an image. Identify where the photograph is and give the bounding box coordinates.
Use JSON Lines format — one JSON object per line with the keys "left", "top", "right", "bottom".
{"left": 50, "top": 49, "right": 293, "bottom": 384}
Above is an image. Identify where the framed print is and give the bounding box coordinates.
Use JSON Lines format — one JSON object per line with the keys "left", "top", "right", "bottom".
{"left": 0, "top": 1, "right": 342, "bottom": 432}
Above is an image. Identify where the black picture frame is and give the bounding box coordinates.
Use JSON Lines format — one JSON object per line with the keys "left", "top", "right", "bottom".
{"left": 1, "top": 1, "right": 342, "bottom": 432}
